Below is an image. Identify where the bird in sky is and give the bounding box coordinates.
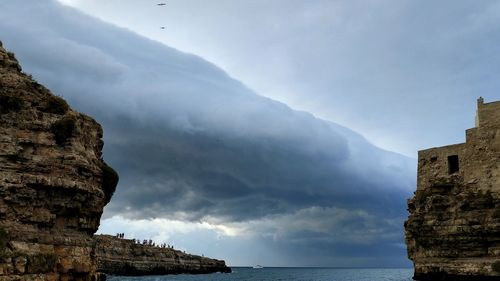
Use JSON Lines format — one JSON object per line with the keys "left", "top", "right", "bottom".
{"left": 160, "top": 27, "right": 166, "bottom": 29}
{"left": 157, "top": 3, "right": 166, "bottom": 6}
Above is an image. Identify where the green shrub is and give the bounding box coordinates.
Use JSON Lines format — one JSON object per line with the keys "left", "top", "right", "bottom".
{"left": 44, "top": 95, "right": 69, "bottom": 115}
{"left": 51, "top": 117, "right": 76, "bottom": 146}
{"left": 6, "top": 51, "right": 15, "bottom": 60}
{"left": 492, "top": 261, "right": 500, "bottom": 272}
{"left": 0, "top": 95, "right": 23, "bottom": 113}
{"left": 5, "top": 51, "right": 22, "bottom": 71}
{"left": 101, "top": 161, "right": 119, "bottom": 201}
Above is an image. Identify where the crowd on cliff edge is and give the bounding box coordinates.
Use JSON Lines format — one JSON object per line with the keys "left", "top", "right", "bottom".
{"left": 116, "top": 233, "right": 174, "bottom": 249}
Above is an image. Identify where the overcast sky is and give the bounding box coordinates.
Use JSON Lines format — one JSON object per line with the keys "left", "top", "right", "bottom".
{"left": 1, "top": 0, "right": 498, "bottom": 268}
{"left": 57, "top": 0, "right": 500, "bottom": 157}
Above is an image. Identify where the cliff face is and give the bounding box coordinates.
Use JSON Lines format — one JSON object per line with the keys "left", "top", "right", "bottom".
{"left": 94, "top": 235, "right": 231, "bottom": 275}
{"left": 405, "top": 98, "right": 500, "bottom": 280}
{"left": 0, "top": 42, "right": 117, "bottom": 280}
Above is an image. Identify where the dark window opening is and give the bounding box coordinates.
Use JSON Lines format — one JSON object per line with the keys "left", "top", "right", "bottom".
{"left": 430, "top": 156, "right": 438, "bottom": 162}
{"left": 448, "top": 155, "right": 459, "bottom": 174}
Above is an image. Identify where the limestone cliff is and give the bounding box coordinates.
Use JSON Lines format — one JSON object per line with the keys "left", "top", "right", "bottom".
{"left": 405, "top": 98, "right": 500, "bottom": 280}
{"left": 0, "top": 42, "right": 118, "bottom": 280}
{"left": 94, "top": 235, "right": 231, "bottom": 275}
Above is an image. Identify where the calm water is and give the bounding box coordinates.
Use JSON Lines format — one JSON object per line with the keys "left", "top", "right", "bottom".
{"left": 107, "top": 267, "right": 413, "bottom": 281}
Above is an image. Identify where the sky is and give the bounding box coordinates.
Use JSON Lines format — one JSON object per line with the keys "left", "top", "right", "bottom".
{"left": 54, "top": 0, "right": 500, "bottom": 157}
{"left": 1, "top": 0, "right": 499, "bottom": 268}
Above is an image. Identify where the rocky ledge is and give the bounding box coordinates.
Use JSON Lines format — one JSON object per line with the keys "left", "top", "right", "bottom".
{"left": 95, "top": 235, "right": 231, "bottom": 276}
{"left": 0, "top": 42, "right": 118, "bottom": 280}
{"left": 406, "top": 177, "right": 500, "bottom": 281}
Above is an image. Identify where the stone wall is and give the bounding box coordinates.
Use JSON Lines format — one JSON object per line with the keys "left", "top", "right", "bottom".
{"left": 94, "top": 235, "right": 231, "bottom": 276}
{"left": 405, "top": 98, "right": 500, "bottom": 280}
{"left": 0, "top": 42, "right": 117, "bottom": 280}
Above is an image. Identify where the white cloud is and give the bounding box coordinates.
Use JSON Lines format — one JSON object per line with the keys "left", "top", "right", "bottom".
{"left": 98, "top": 216, "right": 232, "bottom": 242}
{"left": 56, "top": 0, "right": 75, "bottom": 4}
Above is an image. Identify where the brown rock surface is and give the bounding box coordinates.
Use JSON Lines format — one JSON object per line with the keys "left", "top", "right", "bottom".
{"left": 405, "top": 98, "right": 500, "bottom": 280}
{"left": 0, "top": 42, "right": 117, "bottom": 280}
{"left": 94, "top": 235, "right": 231, "bottom": 275}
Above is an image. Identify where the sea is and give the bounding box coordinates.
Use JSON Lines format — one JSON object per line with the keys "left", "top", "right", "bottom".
{"left": 107, "top": 267, "right": 413, "bottom": 281}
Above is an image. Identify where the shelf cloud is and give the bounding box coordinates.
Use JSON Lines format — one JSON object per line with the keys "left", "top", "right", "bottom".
{"left": 0, "top": 0, "right": 415, "bottom": 267}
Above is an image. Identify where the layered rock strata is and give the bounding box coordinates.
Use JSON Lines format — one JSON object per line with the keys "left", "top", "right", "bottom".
{"left": 405, "top": 98, "right": 500, "bottom": 280}
{"left": 0, "top": 42, "right": 118, "bottom": 280}
{"left": 94, "top": 235, "right": 231, "bottom": 276}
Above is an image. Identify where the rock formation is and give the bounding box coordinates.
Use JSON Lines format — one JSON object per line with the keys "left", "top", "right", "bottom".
{"left": 0, "top": 42, "right": 118, "bottom": 280}
{"left": 94, "top": 235, "right": 231, "bottom": 275}
{"left": 0, "top": 42, "right": 231, "bottom": 280}
{"left": 405, "top": 97, "right": 500, "bottom": 280}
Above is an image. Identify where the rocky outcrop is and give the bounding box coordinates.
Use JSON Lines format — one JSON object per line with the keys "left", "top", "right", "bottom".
{"left": 0, "top": 42, "right": 118, "bottom": 280}
{"left": 94, "top": 235, "right": 231, "bottom": 276}
{"left": 405, "top": 98, "right": 500, "bottom": 280}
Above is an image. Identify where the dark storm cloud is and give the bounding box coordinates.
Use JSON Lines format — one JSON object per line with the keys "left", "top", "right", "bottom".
{"left": 0, "top": 0, "right": 414, "bottom": 266}
{"left": 99, "top": 111, "right": 411, "bottom": 222}
{"left": 72, "top": 0, "right": 500, "bottom": 156}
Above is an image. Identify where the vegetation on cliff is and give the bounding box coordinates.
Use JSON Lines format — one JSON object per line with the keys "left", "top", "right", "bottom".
{"left": 51, "top": 117, "right": 76, "bottom": 145}
{"left": 44, "top": 95, "right": 69, "bottom": 115}
{"left": 0, "top": 94, "right": 23, "bottom": 113}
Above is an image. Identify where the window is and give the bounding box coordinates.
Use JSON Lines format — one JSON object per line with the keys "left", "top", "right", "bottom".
{"left": 448, "top": 155, "right": 459, "bottom": 174}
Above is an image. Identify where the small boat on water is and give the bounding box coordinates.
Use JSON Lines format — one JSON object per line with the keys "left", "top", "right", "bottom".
{"left": 252, "top": 265, "right": 264, "bottom": 269}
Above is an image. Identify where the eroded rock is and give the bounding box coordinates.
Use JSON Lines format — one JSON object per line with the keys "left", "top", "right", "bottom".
{"left": 94, "top": 235, "right": 231, "bottom": 275}
{"left": 0, "top": 43, "right": 117, "bottom": 280}
{"left": 405, "top": 97, "right": 500, "bottom": 280}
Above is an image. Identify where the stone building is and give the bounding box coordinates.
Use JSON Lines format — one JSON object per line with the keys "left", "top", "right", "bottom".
{"left": 405, "top": 97, "right": 500, "bottom": 280}
{"left": 417, "top": 97, "right": 500, "bottom": 193}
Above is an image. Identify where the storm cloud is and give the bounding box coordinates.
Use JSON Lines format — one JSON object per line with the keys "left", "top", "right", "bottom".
{"left": 0, "top": 0, "right": 414, "bottom": 266}
{"left": 60, "top": 0, "right": 500, "bottom": 156}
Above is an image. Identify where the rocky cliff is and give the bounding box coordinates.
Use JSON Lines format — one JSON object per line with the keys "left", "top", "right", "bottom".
{"left": 0, "top": 42, "right": 231, "bottom": 280}
{"left": 405, "top": 98, "right": 500, "bottom": 280}
{"left": 0, "top": 42, "right": 118, "bottom": 280}
{"left": 94, "top": 235, "right": 231, "bottom": 275}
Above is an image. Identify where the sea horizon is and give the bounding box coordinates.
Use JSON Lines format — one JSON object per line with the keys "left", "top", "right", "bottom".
{"left": 227, "top": 264, "right": 413, "bottom": 269}
{"left": 107, "top": 267, "right": 414, "bottom": 281}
